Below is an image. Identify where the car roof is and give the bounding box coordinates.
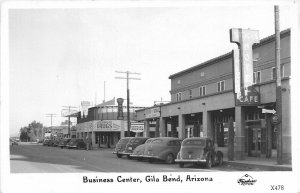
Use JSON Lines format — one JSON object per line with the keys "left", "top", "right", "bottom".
{"left": 151, "top": 137, "right": 182, "bottom": 142}
{"left": 183, "top": 137, "right": 211, "bottom": 141}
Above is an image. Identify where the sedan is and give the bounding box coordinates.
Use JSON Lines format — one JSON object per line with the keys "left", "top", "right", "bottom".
{"left": 66, "top": 139, "right": 86, "bottom": 149}
{"left": 130, "top": 138, "right": 154, "bottom": 161}
{"left": 122, "top": 137, "right": 149, "bottom": 159}
{"left": 112, "top": 137, "right": 133, "bottom": 158}
{"left": 143, "top": 137, "right": 182, "bottom": 164}
{"left": 58, "top": 138, "right": 71, "bottom": 149}
{"left": 175, "top": 137, "right": 223, "bottom": 168}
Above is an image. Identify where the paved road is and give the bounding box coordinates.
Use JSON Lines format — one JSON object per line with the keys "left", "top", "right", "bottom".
{"left": 10, "top": 143, "right": 248, "bottom": 173}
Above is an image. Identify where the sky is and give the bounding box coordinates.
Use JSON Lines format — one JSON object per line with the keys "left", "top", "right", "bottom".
{"left": 7, "top": 1, "right": 294, "bottom": 137}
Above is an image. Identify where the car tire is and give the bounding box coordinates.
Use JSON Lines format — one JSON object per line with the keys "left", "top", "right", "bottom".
{"left": 206, "top": 156, "right": 212, "bottom": 169}
{"left": 165, "top": 154, "right": 174, "bottom": 164}
{"left": 179, "top": 163, "right": 184, "bottom": 168}
{"left": 117, "top": 154, "right": 122, "bottom": 158}
{"left": 127, "top": 155, "right": 132, "bottom": 159}
{"left": 137, "top": 158, "right": 143, "bottom": 162}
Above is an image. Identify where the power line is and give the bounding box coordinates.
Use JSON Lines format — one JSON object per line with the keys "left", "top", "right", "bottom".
{"left": 115, "top": 70, "right": 141, "bottom": 137}
{"left": 62, "top": 106, "right": 77, "bottom": 138}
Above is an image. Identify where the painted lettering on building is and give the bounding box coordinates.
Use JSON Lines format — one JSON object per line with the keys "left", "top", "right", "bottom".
{"left": 145, "top": 107, "right": 160, "bottom": 119}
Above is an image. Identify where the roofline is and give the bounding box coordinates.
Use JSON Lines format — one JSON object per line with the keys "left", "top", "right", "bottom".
{"left": 168, "top": 28, "right": 290, "bottom": 79}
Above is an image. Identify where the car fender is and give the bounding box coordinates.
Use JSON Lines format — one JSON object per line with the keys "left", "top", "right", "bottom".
{"left": 158, "top": 148, "right": 175, "bottom": 160}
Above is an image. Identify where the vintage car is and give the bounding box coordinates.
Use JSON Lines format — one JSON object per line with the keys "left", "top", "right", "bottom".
{"left": 130, "top": 138, "right": 154, "bottom": 161}
{"left": 58, "top": 138, "right": 71, "bottom": 149}
{"left": 112, "top": 137, "right": 133, "bottom": 158}
{"left": 43, "top": 139, "right": 51, "bottom": 146}
{"left": 52, "top": 139, "right": 61, "bottom": 147}
{"left": 123, "top": 137, "right": 149, "bottom": 159}
{"left": 143, "top": 137, "right": 182, "bottom": 164}
{"left": 175, "top": 137, "right": 223, "bottom": 168}
{"left": 66, "top": 139, "right": 86, "bottom": 149}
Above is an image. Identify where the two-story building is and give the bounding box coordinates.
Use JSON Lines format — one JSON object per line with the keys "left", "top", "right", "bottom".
{"left": 136, "top": 29, "right": 291, "bottom": 163}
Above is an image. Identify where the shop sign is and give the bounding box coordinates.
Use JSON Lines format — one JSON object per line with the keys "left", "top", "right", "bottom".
{"left": 236, "top": 87, "right": 260, "bottom": 106}
{"left": 76, "top": 120, "right": 122, "bottom": 132}
{"left": 145, "top": 107, "right": 160, "bottom": 119}
{"left": 130, "top": 122, "right": 144, "bottom": 132}
{"left": 271, "top": 114, "right": 280, "bottom": 125}
{"left": 230, "top": 28, "right": 260, "bottom": 96}
{"left": 117, "top": 98, "right": 124, "bottom": 120}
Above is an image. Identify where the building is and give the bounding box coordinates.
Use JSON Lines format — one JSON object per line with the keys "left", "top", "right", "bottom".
{"left": 136, "top": 29, "right": 291, "bottom": 163}
{"left": 75, "top": 100, "right": 146, "bottom": 148}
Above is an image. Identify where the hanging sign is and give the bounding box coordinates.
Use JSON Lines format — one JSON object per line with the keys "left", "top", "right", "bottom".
{"left": 130, "top": 122, "right": 144, "bottom": 132}
{"left": 235, "top": 86, "right": 260, "bottom": 106}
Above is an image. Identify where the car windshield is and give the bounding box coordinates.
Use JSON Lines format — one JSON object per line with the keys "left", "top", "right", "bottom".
{"left": 182, "top": 139, "right": 206, "bottom": 146}
{"left": 119, "top": 138, "right": 130, "bottom": 144}
{"left": 145, "top": 139, "right": 153, "bottom": 144}
{"left": 151, "top": 139, "right": 163, "bottom": 144}
{"left": 130, "top": 138, "right": 145, "bottom": 143}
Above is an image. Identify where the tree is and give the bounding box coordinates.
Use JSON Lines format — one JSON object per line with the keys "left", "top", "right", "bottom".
{"left": 19, "top": 121, "right": 44, "bottom": 142}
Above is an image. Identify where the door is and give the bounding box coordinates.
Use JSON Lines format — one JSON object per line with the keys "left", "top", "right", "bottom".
{"left": 250, "top": 127, "right": 262, "bottom": 157}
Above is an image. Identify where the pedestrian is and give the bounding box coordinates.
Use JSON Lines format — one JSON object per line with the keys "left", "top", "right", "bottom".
{"left": 86, "top": 136, "right": 89, "bottom": 151}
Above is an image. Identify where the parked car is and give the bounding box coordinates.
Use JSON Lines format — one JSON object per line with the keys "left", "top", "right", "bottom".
{"left": 53, "top": 139, "right": 61, "bottom": 147}
{"left": 112, "top": 137, "right": 133, "bottom": 158}
{"left": 143, "top": 137, "right": 182, "bottom": 164}
{"left": 66, "top": 139, "right": 86, "bottom": 149}
{"left": 130, "top": 138, "right": 154, "bottom": 161}
{"left": 121, "top": 137, "right": 149, "bottom": 159}
{"left": 175, "top": 137, "right": 223, "bottom": 168}
{"left": 48, "top": 139, "right": 56, "bottom": 146}
{"left": 10, "top": 138, "right": 18, "bottom": 146}
{"left": 58, "top": 138, "right": 71, "bottom": 149}
{"left": 43, "top": 139, "right": 50, "bottom": 146}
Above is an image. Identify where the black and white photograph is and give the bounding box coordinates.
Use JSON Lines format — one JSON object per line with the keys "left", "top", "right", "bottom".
{"left": 1, "top": 0, "right": 299, "bottom": 193}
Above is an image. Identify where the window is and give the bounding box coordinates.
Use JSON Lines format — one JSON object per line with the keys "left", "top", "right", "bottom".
{"left": 272, "top": 67, "right": 276, "bottom": 80}
{"left": 199, "top": 85, "right": 206, "bottom": 96}
{"left": 189, "top": 89, "right": 192, "bottom": 99}
{"left": 253, "top": 71, "right": 261, "bottom": 84}
{"left": 217, "top": 81, "right": 225, "bottom": 92}
{"left": 176, "top": 92, "right": 182, "bottom": 101}
{"left": 272, "top": 65, "right": 285, "bottom": 80}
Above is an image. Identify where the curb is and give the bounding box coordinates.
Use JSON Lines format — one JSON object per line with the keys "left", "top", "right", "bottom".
{"left": 224, "top": 161, "right": 292, "bottom": 171}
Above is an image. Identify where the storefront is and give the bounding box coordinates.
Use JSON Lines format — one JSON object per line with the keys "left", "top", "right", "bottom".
{"left": 135, "top": 29, "right": 291, "bottom": 163}
{"left": 76, "top": 120, "right": 125, "bottom": 148}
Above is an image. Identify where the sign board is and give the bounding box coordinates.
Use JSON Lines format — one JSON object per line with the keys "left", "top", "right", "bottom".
{"left": 61, "top": 109, "right": 78, "bottom": 117}
{"left": 81, "top": 101, "right": 91, "bottom": 118}
{"left": 230, "top": 28, "right": 260, "bottom": 96}
{"left": 271, "top": 114, "right": 280, "bottom": 125}
{"left": 262, "top": 109, "right": 276, "bottom": 114}
{"left": 76, "top": 120, "right": 122, "bottom": 132}
{"left": 235, "top": 86, "right": 260, "bottom": 106}
{"left": 145, "top": 107, "right": 160, "bottom": 119}
{"left": 117, "top": 98, "right": 124, "bottom": 120}
{"left": 130, "top": 122, "right": 144, "bottom": 133}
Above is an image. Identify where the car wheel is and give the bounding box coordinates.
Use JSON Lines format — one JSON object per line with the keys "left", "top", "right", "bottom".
{"left": 217, "top": 152, "right": 223, "bottom": 165}
{"left": 137, "top": 158, "right": 143, "bottom": 162}
{"left": 127, "top": 155, "right": 132, "bottom": 159}
{"left": 206, "top": 156, "right": 212, "bottom": 169}
{"left": 165, "top": 154, "right": 174, "bottom": 164}
{"left": 179, "top": 163, "right": 184, "bottom": 168}
{"left": 117, "top": 154, "right": 122, "bottom": 158}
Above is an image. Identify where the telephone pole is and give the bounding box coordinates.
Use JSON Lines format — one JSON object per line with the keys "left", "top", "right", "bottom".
{"left": 45, "top": 113, "right": 57, "bottom": 131}
{"left": 115, "top": 71, "right": 141, "bottom": 137}
{"left": 274, "top": 5, "right": 283, "bottom": 164}
{"left": 62, "top": 106, "right": 77, "bottom": 138}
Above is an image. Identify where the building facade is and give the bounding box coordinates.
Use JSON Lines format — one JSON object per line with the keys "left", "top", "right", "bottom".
{"left": 75, "top": 105, "right": 145, "bottom": 148}
{"left": 136, "top": 29, "right": 291, "bottom": 163}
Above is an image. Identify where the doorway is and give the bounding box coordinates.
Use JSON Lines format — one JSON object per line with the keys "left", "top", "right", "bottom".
{"left": 248, "top": 127, "right": 266, "bottom": 157}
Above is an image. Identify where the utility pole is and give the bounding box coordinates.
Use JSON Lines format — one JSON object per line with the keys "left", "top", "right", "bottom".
{"left": 274, "top": 5, "right": 283, "bottom": 165}
{"left": 45, "top": 113, "right": 57, "bottom": 131}
{"left": 115, "top": 71, "right": 141, "bottom": 137}
{"left": 62, "top": 106, "right": 77, "bottom": 138}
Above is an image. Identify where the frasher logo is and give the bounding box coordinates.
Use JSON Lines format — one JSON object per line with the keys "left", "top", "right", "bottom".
{"left": 237, "top": 174, "right": 257, "bottom": 186}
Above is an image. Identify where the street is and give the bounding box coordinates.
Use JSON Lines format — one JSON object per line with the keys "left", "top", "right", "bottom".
{"left": 9, "top": 142, "right": 252, "bottom": 173}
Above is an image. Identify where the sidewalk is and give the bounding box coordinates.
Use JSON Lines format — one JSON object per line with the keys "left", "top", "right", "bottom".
{"left": 224, "top": 156, "right": 292, "bottom": 171}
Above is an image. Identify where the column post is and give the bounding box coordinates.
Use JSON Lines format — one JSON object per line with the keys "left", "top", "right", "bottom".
{"left": 178, "top": 114, "right": 185, "bottom": 139}
{"left": 202, "top": 111, "right": 212, "bottom": 138}
{"left": 159, "top": 117, "right": 166, "bottom": 137}
{"left": 144, "top": 120, "right": 150, "bottom": 137}
{"left": 235, "top": 106, "right": 246, "bottom": 160}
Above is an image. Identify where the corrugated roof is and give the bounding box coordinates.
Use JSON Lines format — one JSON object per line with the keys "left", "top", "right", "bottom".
{"left": 168, "top": 28, "right": 290, "bottom": 79}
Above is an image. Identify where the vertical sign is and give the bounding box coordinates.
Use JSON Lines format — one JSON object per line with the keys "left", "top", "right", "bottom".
{"left": 230, "top": 28, "right": 260, "bottom": 96}
{"left": 117, "top": 98, "right": 124, "bottom": 120}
